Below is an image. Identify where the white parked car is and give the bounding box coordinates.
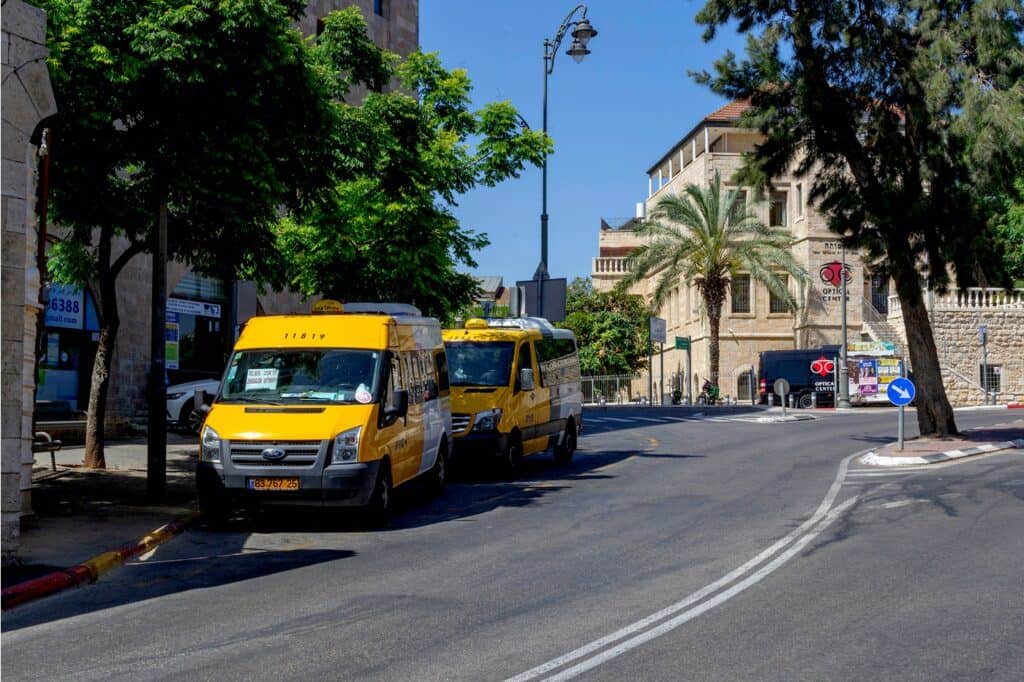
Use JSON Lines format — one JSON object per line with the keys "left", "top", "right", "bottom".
{"left": 166, "top": 379, "right": 220, "bottom": 434}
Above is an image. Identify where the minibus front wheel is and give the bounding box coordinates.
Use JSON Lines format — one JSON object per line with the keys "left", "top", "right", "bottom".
{"left": 504, "top": 432, "right": 523, "bottom": 477}
{"left": 554, "top": 418, "right": 577, "bottom": 466}
{"left": 429, "top": 438, "right": 449, "bottom": 496}
{"left": 365, "top": 459, "right": 393, "bottom": 525}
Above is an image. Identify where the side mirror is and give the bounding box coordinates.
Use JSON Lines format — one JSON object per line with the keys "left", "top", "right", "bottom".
{"left": 519, "top": 368, "right": 535, "bottom": 391}
{"left": 198, "top": 403, "right": 211, "bottom": 415}
{"left": 384, "top": 389, "right": 409, "bottom": 421}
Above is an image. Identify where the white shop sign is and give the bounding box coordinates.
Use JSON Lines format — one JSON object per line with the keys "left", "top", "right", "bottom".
{"left": 167, "top": 297, "right": 221, "bottom": 318}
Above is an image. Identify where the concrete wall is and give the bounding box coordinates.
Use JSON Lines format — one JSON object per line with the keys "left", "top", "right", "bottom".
{"left": 2, "top": 0, "right": 57, "bottom": 561}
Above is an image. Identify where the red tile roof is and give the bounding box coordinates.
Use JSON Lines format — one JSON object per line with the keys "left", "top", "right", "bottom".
{"left": 706, "top": 99, "right": 752, "bottom": 121}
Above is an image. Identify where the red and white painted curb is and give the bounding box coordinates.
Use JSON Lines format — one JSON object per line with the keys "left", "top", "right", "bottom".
{"left": 860, "top": 438, "right": 1024, "bottom": 467}
{"left": 1, "top": 512, "right": 199, "bottom": 610}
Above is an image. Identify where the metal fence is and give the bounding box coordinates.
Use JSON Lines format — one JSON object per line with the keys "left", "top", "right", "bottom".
{"left": 581, "top": 374, "right": 642, "bottom": 404}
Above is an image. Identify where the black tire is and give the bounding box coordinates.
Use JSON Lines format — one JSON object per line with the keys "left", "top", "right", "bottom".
{"left": 554, "top": 419, "right": 577, "bottom": 466}
{"left": 504, "top": 433, "right": 524, "bottom": 478}
{"left": 798, "top": 394, "right": 814, "bottom": 409}
{"left": 179, "top": 398, "right": 204, "bottom": 435}
{"left": 365, "top": 460, "right": 393, "bottom": 526}
{"left": 198, "top": 492, "right": 230, "bottom": 527}
{"left": 428, "top": 438, "right": 448, "bottom": 496}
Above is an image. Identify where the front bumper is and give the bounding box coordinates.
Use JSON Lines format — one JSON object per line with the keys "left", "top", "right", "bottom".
{"left": 196, "top": 460, "right": 379, "bottom": 507}
{"left": 451, "top": 430, "right": 508, "bottom": 458}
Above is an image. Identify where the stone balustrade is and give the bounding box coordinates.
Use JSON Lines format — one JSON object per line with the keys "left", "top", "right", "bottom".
{"left": 592, "top": 257, "right": 631, "bottom": 275}
{"left": 888, "top": 288, "right": 1024, "bottom": 321}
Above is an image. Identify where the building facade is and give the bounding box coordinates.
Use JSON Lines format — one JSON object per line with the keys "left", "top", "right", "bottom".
{"left": 2, "top": 0, "right": 58, "bottom": 561}
{"left": 593, "top": 101, "right": 1024, "bottom": 405}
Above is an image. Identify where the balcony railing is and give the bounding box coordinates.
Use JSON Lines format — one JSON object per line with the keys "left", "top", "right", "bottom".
{"left": 888, "top": 287, "right": 1024, "bottom": 319}
{"left": 592, "top": 257, "right": 631, "bottom": 275}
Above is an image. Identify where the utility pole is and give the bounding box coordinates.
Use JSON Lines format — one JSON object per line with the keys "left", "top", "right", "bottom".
{"left": 837, "top": 243, "right": 852, "bottom": 408}
{"left": 979, "top": 324, "right": 989, "bottom": 405}
{"left": 659, "top": 341, "right": 664, "bottom": 406}
{"left": 147, "top": 202, "right": 168, "bottom": 500}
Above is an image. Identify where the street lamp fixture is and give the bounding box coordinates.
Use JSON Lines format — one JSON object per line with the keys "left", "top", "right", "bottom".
{"left": 571, "top": 18, "right": 598, "bottom": 46}
{"left": 534, "top": 4, "right": 598, "bottom": 318}
{"left": 566, "top": 39, "right": 590, "bottom": 63}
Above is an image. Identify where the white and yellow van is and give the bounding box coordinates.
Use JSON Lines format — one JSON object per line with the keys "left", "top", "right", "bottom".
{"left": 442, "top": 317, "right": 582, "bottom": 470}
{"left": 196, "top": 302, "right": 452, "bottom": 521}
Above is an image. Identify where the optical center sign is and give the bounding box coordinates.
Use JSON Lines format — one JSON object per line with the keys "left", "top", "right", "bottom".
{"left": 811, "top": 240, "right": 853, "bottom": 304}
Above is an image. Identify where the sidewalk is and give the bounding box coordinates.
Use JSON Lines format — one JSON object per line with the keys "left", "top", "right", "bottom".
{"left": 4, "top": 436, "right": 198, "bottom": 590}
{"left": 859, "top": 419, "right": 1024, "bottom": 467}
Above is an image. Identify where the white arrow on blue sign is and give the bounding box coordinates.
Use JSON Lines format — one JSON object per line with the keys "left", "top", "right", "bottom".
{"left": 887, "top": 377, "right": 916, "bottom": 406}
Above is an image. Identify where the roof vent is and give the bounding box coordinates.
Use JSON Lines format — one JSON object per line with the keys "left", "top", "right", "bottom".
{"left": 343, "top": 302, "right": 422, "bottom": 316}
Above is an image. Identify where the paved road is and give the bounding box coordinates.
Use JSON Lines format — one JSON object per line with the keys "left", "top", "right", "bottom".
{"left": 4, "top": 408, "right": 1022, "bottom": 680}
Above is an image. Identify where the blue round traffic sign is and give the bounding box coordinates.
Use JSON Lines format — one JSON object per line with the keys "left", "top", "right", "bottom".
{"left": 887, "top": 377, "right": 916, "bottom": 406}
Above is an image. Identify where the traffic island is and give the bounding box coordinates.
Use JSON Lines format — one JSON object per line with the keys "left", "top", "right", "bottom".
{"left": 859, "top": 420, "right": 1024, "bottom": 467}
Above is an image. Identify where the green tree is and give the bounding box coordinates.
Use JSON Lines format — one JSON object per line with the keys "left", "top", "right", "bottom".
{"left": 44, "top": 0, "right": 338, "bottom": 467}
{"left": 692, "top": 0, "right": 1024, "bottom": 436}
{"left": 277, "top": 9, "right": 552, "bottom": 318}
{"left": 620, "top": 172, "right": 807, "bottom": 387}
{"left": 560, "top": 278, "right": 649, "bottom": 376}
{"left": 989, "top": 177, "right": 1024, "bottom": 285}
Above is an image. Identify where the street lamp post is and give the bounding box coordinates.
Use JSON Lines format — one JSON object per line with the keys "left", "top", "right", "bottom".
{"left": 837, "top": 243, "right": 852, "bottom": 408}
{"left": 535, "top": 4, "right": 597, "bottom": 318}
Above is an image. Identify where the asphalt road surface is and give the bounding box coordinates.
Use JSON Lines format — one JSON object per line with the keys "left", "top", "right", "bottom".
{"left": 4, "top": 407, "right": 1022, "bottom": 681}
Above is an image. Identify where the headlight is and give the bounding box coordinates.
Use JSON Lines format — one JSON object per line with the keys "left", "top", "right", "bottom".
{"left": 332, "top": 426, "right": 361, "bottom": 464}
{"left": 200, "top": 426, "right": 221, "bottom": 462}
{"left": 167, "top": 392, "right": 187, "bottom": 400}
{"left": 472, "top": 409, "right": 502, "bottom": 432}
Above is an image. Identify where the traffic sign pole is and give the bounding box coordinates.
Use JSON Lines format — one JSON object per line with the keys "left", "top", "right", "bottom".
{"left": 898, "top": 404, "right": 904, "bottom": 450}
{"left": 886, "top": 376, "right": 915, "bottom": 450}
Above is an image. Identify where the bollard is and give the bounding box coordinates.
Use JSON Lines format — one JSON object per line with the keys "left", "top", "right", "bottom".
{"left": 811, "top": 392, "right": 817, "bottom": 409}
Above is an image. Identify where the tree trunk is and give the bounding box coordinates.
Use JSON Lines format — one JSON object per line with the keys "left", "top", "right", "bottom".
{"left": 890, "top": 250, "right": 958, "bottom": 437}
{"left": 83, "top": 228, "right": 131, "bottom": 468}
{"left": 703, "top": 283, "right": 725, "bottom": 386}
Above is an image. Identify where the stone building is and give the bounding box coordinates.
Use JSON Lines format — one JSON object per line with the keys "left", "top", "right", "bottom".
{"left": 2, "top": 0, "right": 57, "bottom": 560}
{"left": 592, "top": 101, "right": 1024, "bottom": 405}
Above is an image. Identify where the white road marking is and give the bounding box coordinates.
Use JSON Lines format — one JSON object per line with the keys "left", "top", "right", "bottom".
{"left": 506, "top": 449, "right": 860, "bottom": 682}
{"left": 542, "top": 497, "right": 859, "bottom": 682}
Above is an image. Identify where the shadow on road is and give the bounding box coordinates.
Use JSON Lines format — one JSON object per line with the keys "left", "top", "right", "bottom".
{"left": 3, "top": 547, "right": 356, "bottom": 631}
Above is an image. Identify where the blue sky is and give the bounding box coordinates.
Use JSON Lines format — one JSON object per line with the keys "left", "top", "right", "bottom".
{"left": 420, "top": 1, "right": 747, "bottom": 286}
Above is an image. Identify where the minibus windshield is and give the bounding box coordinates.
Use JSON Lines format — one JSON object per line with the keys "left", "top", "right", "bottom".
{"left": 445, "top": 341, "right": 515, "bottom": 387}
{"left": 219, "top": 349, "right": 382, "bottom": 405}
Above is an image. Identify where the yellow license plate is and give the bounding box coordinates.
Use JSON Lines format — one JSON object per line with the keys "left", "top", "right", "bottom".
{"left": 248, "top": 478, "right": 300, "bottom": 491}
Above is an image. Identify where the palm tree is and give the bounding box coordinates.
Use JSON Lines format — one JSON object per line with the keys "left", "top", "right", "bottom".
{"left": 621, "top": 171, "right": 808, "bottom": 389}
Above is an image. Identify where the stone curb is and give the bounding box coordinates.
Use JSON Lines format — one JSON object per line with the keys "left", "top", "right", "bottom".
{"left": 859, "top": 439, "right": 1024, "bottom": 467}
{"left": 1, "top": 511, "right": 199, "bottom": 611}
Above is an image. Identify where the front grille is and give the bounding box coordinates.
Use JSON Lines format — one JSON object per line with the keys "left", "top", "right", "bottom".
{"left": 229, "top": 440, "right": 323, "bottom": 468}
{"left": 452, "top": 413, "right": 472, "bottom": 433}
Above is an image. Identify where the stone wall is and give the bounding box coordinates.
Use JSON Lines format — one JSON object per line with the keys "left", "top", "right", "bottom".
{"left": 929, "top": 309, "right": 1024, "bottom": 406}
{"left": 2, "top": 0, "right": 56, "bottom": 561}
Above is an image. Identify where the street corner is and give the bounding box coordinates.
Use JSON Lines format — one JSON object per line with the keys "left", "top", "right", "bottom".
{"left": 859, "top": 424, "right": 1024, "bottom": 467}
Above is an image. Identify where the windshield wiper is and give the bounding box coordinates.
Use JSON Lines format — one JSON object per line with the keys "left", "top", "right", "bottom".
{"left": 221, "top": 396, "right": 286, "bottom": 405}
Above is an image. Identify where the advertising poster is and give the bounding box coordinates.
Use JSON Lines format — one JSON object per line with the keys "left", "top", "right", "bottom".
{"left": 877, "top": 357, "right": 901, "bottom": 394}
{"left": 165, "top": 312, "right": 180, "bottom": 370}
{"left": 858, "top": 358, "right": 879, "bottom": 395}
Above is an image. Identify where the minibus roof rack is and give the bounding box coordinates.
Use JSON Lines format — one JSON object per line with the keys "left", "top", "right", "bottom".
{"left": 485, "top": 317, "right": 556, "bottom": 333}
{"left": 343, "top": 302, "right": 423, "bottom": 316}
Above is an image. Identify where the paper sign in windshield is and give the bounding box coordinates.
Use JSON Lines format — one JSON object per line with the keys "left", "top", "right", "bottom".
{"left": 245, "top": 368, "right": 279, "bottom": 391}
